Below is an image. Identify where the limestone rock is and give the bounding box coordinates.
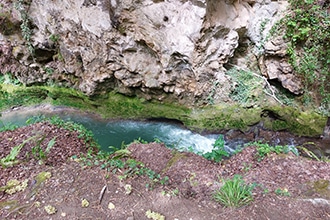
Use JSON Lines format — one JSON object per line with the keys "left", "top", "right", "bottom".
{"left": 0, "top": 0, "right": 300, "bottom": 105}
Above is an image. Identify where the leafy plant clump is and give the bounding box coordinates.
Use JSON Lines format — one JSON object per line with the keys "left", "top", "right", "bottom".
{"left": 226, "top": 68, "right": 264, "bottom": 106}
{"left": 202, "top": 135, "right": 229, "bottom": 163}
{"left": 0, "top": 74, "right": 21, "bottom": 86}
{"left": 213, "top": 175, "right": 255, "bottom": 207}
{"left": 275, "top": 187, "right": 291, "bottom": 197}
{"left": 0, "top": 135, "right": 40, "bottom": 167}
{"left": 281, "top": 0, "right": 330, "bottom": 109}
{"left": 247, "top": 142, "right": 299, "bottom": 161}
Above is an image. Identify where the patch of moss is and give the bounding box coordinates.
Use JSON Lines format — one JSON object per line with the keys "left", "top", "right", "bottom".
{"left": 262, "top": 106, "right": 327, "bottom": 136}
{"left": 47, "top": 87, "right": 94, "bottom": 110}
{"left": 0, "top": 85, "right": 48, "bottom": 108}
{"left": 305, "top": 179, "right": 330, "bottom": 199}
{"left": 1, "top": 179, "right": 28, "bottom": 195}
{"left": 94, "top": 92, "right": 190, "bottom": 120}
{"left": 145, "top": 210, "right": 165, "bottom": 220}
{"left": 314, "top": 179, "right": 329, "bottom": 190}
{"left": 35, "top": 171, "right": 52, "bottom": 184}
{"left": 0, "top": 84, "right": 327, "bottom": 137}
{"left": 28, "top": 171, "right": 52, "bottom": 198}
{"left": 186, "top": 105, "right": 261, "bottom": 132}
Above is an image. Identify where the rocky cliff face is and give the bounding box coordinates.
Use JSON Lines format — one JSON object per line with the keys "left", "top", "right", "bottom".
{"left": 0, "top": 0, "right": 302, "bottom": 105}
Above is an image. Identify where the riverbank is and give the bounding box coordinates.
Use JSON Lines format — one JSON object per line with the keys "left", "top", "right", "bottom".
{"left": 1, "top": 120, "right": 330, "bottom": 219}
{"left": 0, "top": 84, "right": 327, "bottom": 137}
{"left": 1, "top": 104, "right": 330, "bottom": 158}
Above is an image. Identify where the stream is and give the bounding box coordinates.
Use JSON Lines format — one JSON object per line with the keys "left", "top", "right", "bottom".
{"left": 1, "top": 105, "right": 329, "bottom": 157}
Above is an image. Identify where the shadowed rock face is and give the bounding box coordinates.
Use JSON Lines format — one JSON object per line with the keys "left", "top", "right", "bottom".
{"left": 0, "top": 0, "right": 300, "bottom": 105}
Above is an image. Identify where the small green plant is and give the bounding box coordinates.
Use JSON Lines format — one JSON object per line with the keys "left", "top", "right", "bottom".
{"left": 25, "top": 115, "right": 46, "bottom": 125}
{"left": 78, "top": 146, "right": 168, "bottom": 190}
{"left": 44, "top": 67, "right": 54, "bottom": 75}
{"left": 49, "top": 34, "right": 59, "bottom": 43}
{"left": 0, "top": 135, "right": 39, "bottom": 167}
{"left": 296, "top": 144, "right": 326, "bottom": 161}
{"left": 45, "top": 137, "right": 56, "bottom": 153}
{"left": 161, "top": 188, "right": 179, "bottom": 197}
{"left": 0, "top": 121, "right": 19, "bottom": 132}
{"left": 275, "top": 188, "right": 290, "bottom": 197}
{"left": 145, "top": 210, "right": 165, "bottom": 220}
{"left": 213, "top": 175, "right": 255, "bottom": 207}
{"left": 132, "top": 137, "right": 148, "bottom": 144}
{"left": 14, "top": 0, "right": 34, "bottom": 56}
{"left": 202, "top": 135, "right": 229, "bottom": 163}
{"left": 247, "top": 141, "right": 299, "bottom": 161}
{"left": 30, "top": 135, "right": 47, "bottom": 161}
{"left": 207, "top": 80, "right": 219, "bottom": 105}
{"left": 226, "top": 68, "right": 264, "bottom": 106}
{"left": 0, "top": 73, "right": 21, "bottom": 85}
{"left": 31, "top": 145, "right": 46, "bottom": 161}
{"left": 257, "top": 18, "right": 270, "bottom": 53}
{"left": 153, "top": 137, "right": 162, "bottom": 143}
{"left": 242, "top": 162, "right": 252, "bottom": 172}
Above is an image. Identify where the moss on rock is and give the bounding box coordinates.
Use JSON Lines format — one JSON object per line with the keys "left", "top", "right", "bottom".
{"left": 0, "top": 84, "right": 327, "bottom": 137}
{"left": 262, "top": 106, "right": 327, "bottom": 137}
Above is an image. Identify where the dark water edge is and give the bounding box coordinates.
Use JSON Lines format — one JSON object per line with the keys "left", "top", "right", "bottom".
{"left": 1, "top": 104, "right": 329, "bottom": 158}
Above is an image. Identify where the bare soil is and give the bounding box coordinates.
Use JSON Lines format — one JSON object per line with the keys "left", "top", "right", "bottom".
{"left": 1, "top": 122, "right": 330, "bottom": 220}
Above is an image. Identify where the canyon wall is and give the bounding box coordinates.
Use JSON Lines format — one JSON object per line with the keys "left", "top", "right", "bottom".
{"left": 0, "top": 0, "right": 302, "bottom": 105}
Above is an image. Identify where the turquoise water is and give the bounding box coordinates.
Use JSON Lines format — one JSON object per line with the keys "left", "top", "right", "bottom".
{"left": 0, "top": 106, "right": 222, "bottom": 153}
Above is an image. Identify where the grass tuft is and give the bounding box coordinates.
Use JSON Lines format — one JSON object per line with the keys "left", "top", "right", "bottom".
{"left": 213, "top": 175, "right": 255, "bottom": 207}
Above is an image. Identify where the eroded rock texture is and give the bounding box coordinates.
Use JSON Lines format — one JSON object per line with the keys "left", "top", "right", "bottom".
{"left": 0, "top": 0, "right": 302, "bottom": 105}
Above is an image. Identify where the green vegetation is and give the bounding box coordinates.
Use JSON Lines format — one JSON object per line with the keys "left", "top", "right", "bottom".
{"left": 145, "top": 210, "right": 165, "bottom": 220}
{"left": 201, "top": 135, "right": 229, "bottom": 163}
{"left": 206, "top": 80, "right": 219, "bottom": 105}
{"left": 260, "top": 106, "right": 326, "bottom": 136}
{"left": 296, "top": 144, "right": 330, "bottom": 162}
{"left": 0, "top": 121, "right": 18, "bottom": 132}
{"left": 281, "top": 0, "right": 330, "bottom": 111}
{"left": 275, "top": 188, "right": 291, "bottom": 197}
{"left": 226, "top": 66, "right": 297, "bottom": 107}
{"left": 0, "top": 83, "right": 327, "bottom": 136}
{"left": 49, "top": 34, "right": 59, "bottom": 43}
{"left": 75, "top": 141, "right": 169, "bottom": 190}
{"left": 26, "top": 115, "right": 97, "bottom": 148}
{"left": 226, "top": 68, "right": 265, "bottom": 106}
{"left": 1, "top": 115, "right": 168, "bottom": 190}
{"left": 27, "top": 135, "right": 56, "bottom": 162}
{"left": 0, "top": 74, "right": 21, "bottom": 85}
{"left": 14, "top": 0, "right": 34, "bottom": 56}
{"left": 213, "top": 175, "right": 255, "bottom": 207}
{"left": 0, "top": 135, "right": 40, "bottom": 167}
{"left": 247, "top": 141, "right": 299, "bottom": 161}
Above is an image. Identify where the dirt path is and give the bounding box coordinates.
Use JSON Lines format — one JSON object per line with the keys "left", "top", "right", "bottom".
{"left": 1, "top": 122, "right": 330, "bottom": 219}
